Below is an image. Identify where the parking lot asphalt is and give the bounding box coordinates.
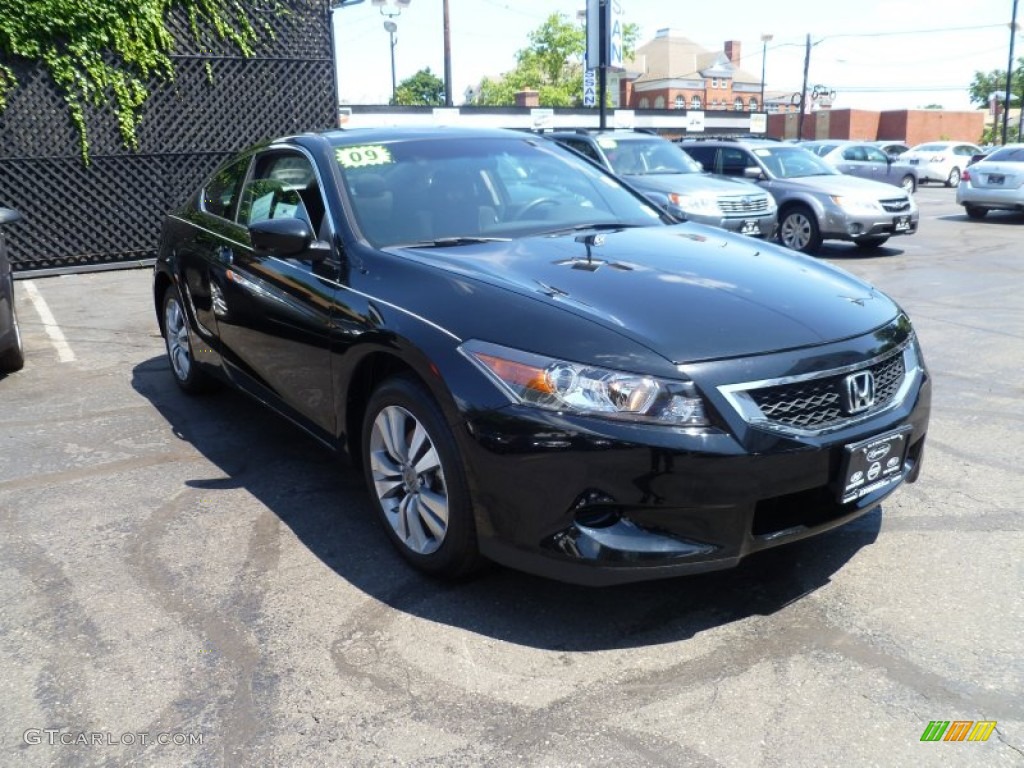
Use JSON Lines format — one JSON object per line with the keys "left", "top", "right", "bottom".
{"left": 1, "top": 186, "right": 1022, "bottom": 767}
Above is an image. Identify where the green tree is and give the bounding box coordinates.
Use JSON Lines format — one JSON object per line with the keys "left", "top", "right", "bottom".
{"left": 0, "top": 0, "right": 279, "bottom": 162}
{"left": 968, "top": 62, "right": 1023, "bottom": 108}
{"left": 393, "top": 67, "right": 445, "bottom": 106}
{"left": 474, "top": 13, "right": 638, "bottom": 107}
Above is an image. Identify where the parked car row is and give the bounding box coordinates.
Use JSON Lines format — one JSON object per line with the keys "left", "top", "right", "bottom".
{"left": 678, "top": 138, "right": 918, "bottom": 253}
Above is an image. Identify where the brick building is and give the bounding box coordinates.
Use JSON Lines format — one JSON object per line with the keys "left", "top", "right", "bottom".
{"left": 621, "top": 29, "right": 793, "bottom": 113}
{"left": 768, "top": 108, "right": 986, "bottom": 144}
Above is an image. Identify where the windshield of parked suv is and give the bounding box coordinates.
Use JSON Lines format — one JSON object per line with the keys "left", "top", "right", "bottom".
{"left": 599, "top": 136, "right": 702, "bottom": 176}
{"left": 752, "top": 146, "right": 839, "bottom": 179}
{"left": 333, "top": 136, "right": 665, "bottom": 247}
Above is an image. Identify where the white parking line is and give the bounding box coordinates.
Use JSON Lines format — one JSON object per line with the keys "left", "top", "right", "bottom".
{"left": 22, "top": 280, "right": 76, "bottom": 363}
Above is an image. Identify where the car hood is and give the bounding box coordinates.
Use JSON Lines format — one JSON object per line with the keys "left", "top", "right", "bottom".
{"left": 398, "top": 225, "right": 898, "bottom": 364}
{"left": 779, "top": 173, "right": 908, "bottom": 198}
{"left": 624, "top": 173, "right": 767, "bottom": 197}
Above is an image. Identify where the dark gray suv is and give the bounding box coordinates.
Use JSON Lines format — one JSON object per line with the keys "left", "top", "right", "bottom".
{"left": 680, "top": 139, "right": 919, "bottom": 253}
{"left": 547, "top": 130, "right": 777, "bottom": 238}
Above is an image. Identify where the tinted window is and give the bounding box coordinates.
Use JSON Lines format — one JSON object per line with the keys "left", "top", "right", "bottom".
{"left": 984, "top": 146, "right": 1024, "bottom": 162}
{"left": 720, "top": 147, "right": 755, "bottom": 176}
{"left": 681, "top": 145, "right": 716, "bottom": 171}
{"left": 238, "top": 152, "right": 326, "bottom": 235}
{"left": 559, "top": 138, "right": 601, "bottom": 163}
{"left": 202, "top": 157, "right": 249, "bottom": 219}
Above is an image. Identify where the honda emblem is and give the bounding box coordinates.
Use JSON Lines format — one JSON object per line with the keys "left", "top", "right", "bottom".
{"left": 843, "top": 371, "right": 876, "bottom": 414}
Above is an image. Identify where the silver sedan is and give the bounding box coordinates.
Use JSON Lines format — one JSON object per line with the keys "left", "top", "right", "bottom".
{"left": 803, "top": 141, "right": 919, "bottom": 194}
{"left": 956, "top": 144, "right": 1024, "bottom": 219}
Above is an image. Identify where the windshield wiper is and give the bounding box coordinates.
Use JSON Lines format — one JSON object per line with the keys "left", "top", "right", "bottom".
{"left": 542, "top": 222, "right": 649, "bottom": 236}
{"left": 399, "top": 236, "right": 511, "bottom": 248}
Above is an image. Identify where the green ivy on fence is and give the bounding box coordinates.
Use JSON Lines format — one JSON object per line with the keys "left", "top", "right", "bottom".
{"left": 0, "top": 0, "right": 282, "bottom": 163}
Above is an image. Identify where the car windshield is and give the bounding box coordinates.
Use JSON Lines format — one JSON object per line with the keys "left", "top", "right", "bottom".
{"left": 804, "top": 143, "right": 838, "bottom": 157}
{"left": 752, "top": 146, "right": 839, "bottom": 179}
{"left": 598, "top": 136, "right": 702, "bottom": 176}
{"left": 983, "top": 146, "right": 1024, "bottom": 163}
{"left": 333, "top": 136, "right": 665, "bottom": 248}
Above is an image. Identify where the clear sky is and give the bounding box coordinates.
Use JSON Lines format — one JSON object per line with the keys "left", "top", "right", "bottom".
{"left": 332, "top": 0, "right": 1019, "bottom": 112}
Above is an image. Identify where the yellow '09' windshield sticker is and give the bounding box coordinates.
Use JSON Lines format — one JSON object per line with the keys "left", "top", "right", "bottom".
{"left": 335, "top": 145, "right": 393, "bottom": 168}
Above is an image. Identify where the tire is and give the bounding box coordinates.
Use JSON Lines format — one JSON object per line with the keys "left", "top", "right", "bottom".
{"left": 362, "top": 375, "right": 481, "bottom": 578}
{"left": 162, "top": 286, "right": 216, "bottom": 394}
{"left": 0, "top": 276, "right": 25, "bottom": 373}
{"left": 853, "top": 236, "right": 889, "bottom": 249}
{"left": 945, "top": 166, "right": 961, "bottom": 188}
{"left": 900, "top": 175, "right": 916, "bottom": 194}
{"left": 964, "top": 205, "right": 988, "bottom": 220}
{"left": 778, "top": 206, "right": 823, "bottom": 253}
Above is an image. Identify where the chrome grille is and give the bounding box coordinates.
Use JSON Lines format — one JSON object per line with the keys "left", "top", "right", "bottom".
{"left": 881, "top": 198, "right": 911, "bottom": 213}
{"left": 718, "top": 195, "right": 770, "bottom": 217}
{"left": 747, "top": 353, "right": 906, "bottom": 431}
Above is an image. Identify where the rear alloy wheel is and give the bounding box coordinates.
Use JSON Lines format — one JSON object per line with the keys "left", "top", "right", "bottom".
{"left": 162, "top": 287, "right": 215, "bottom": 394}
{"left": 945, "top": 167, "right": 961, "bottom": 188}
{"left": 853, "top": 235, "right": 889, "bottom": 249}
{"left": 778, "top": 206, "right": 823, "bottom": 253}
{"left": 363, "top": 375, "right": 480, "bottom": 577}
{"left": 900, "top": 175, "right": 916, "bottom": 194}
{"left": 964, "top": 205, "right": 988, "bottom": 220}
{"left": 0, "top": 276, "right": 25, "bottom": 373}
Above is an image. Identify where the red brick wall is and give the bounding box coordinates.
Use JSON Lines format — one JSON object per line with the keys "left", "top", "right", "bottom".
{"left": 768, "top": 108, "right": 985, "bottom": 143}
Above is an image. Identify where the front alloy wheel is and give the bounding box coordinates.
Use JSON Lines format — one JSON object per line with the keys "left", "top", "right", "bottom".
{"left": 363, "top": 375, "right": 480, "bottom": 577}
{"left": 779, "top": 207, "right": 822, "bottom": 253}
{"left": 162, "top": 288, "right": 214, "bottom": 393}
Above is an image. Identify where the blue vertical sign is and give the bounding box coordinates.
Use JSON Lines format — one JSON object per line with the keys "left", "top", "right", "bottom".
{"left": 586, "top": 0, "right": 625, "bottom": 72}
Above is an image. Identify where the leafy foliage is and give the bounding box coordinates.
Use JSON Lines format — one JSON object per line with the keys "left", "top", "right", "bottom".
{"left": 968, "top": 61, "right": 1023, "bottom": 108}
{"left": 0, "top": 0, "right": 279, "bottom": 162}
{"left": 474, "top": 13, "right": 638, "bottom": 107}
{"left": 393, "top": 67, "right": 445, "bottom": 106}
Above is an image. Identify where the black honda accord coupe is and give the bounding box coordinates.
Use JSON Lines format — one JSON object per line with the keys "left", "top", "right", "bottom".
{"left": 153, "top": 126, "right": 930, "bottom": 586}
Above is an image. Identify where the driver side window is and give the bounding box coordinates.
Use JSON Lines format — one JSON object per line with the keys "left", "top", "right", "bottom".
{"left": 238, "top": 152, "right": 327, "bottom": 239}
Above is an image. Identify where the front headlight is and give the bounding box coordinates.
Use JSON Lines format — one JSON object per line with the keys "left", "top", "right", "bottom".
{"left": 668, "top": 192, "right": 720, "bottom": 215}
{"left": 461, "top": 340, "right": 710, "bottom": 427}
{"left": 830, "top": 195, "right": 883, "bottom": 215}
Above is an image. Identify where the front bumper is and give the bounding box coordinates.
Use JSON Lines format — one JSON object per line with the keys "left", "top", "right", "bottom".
{"left": 683, "top": 210, "right": 777, "bottom": 238}
{"left": 821, "top": 207, "right": 919, "bottom": 241}
{"left": 456, "top": 335, "right": 931, "bottom": 586}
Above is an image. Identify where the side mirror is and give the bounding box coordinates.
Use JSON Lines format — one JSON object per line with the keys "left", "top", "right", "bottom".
{"left": 0, "top": 207, "right": 23, "bottom": 226}
{"left": 743, "top": 166, "right": 764, "bottom": 181}
{"left": 249, "top": 218, "right": 326, "bottom": 262}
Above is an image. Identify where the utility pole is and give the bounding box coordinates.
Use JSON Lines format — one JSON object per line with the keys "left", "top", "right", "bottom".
{"left": 797, "top": 33, "right": 811, "bottom": 141}
{"left": 443, "top": 0, "right": 452, "bottom": 107}
{"left": 1004, "top": 0, "right": 1019, "bottom": 145}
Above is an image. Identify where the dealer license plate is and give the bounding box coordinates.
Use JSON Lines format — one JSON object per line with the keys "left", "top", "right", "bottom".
{"left": 839, "top": 426, "right": 912, "bottom": 504}
{"left": 894, "top": 215, "right": 911, "bottom": 232}
{"left": 740, "top": 219, "right": 760, "bottom": 235}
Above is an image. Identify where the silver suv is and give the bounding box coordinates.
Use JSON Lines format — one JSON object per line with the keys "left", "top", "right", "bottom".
{"left": 547, "top": 130, "right": 777, "bottom": 238}
{"left": 680, "top": 139, "right": 919, "bottom": 253}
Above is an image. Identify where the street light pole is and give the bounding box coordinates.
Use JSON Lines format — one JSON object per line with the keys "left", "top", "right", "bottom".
{"left": 760, "top": 33, "right": 773, "bottom": 112}
{"left": 384, "top": 20, "right": 398, "bottom": 103}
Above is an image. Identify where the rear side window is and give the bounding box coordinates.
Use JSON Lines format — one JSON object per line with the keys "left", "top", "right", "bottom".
{"left": 202, "top": 157, "right": 249, "bottom": 219}
{"left": 683, "top": 145, "right": 716, "bottom": 172}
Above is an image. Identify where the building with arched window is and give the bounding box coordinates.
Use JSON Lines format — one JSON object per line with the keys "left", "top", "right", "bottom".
{"left": 619, "top": 29, "right": 765, "bottom": 113}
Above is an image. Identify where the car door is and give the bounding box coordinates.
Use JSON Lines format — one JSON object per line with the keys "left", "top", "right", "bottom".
{"left": 216, "top": 148, "right": 337, "bottom": 436}
{"left": 860, "top": 145, "right": 894, "bottom": 183}
{"left": 838, "top": 145, "right": 874, "bottom": 180}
